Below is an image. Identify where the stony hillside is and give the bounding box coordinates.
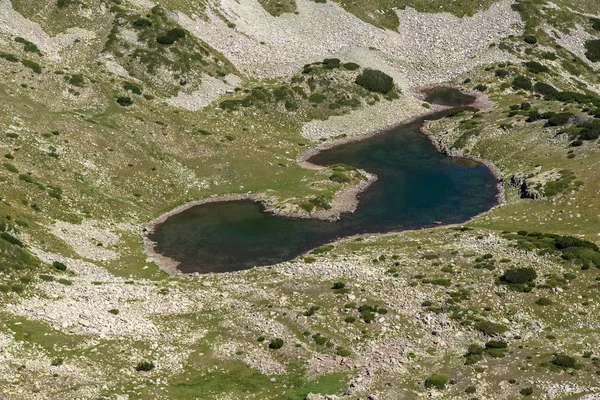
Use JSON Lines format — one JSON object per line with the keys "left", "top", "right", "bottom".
{"left": 1, "top": 0, "right": 600, "bottom": 399}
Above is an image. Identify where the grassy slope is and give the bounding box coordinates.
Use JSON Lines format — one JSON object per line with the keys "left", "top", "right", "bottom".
{"left": 1, "top": 0, "right": 600, "bottom": 399}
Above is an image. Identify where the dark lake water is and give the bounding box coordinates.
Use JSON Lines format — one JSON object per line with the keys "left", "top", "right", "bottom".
{"left": 149, "top": 88, "right": 499, "bottom": 274}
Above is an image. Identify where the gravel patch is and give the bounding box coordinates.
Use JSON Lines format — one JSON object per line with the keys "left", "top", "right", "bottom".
{"left": 174, "top": 0, "right": 521, "bottom": 85}
{"left": 165, "top": 74, "right": 241, "bottom": 111}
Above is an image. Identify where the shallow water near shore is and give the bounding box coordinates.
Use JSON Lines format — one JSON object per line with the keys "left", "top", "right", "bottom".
{"left": 149, "top": 88, "right": 499, "bottom": 274}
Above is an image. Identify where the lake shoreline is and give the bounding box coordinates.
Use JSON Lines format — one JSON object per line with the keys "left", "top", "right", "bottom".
{"left": 143, "top": 84, "right": 505, "bottom": 276}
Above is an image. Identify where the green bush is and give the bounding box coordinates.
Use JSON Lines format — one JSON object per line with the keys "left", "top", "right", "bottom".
{"left": 355, "top": 69, "right": 394, "bottom": 93}
{"left": 520, "top": 387, "right": 533, "bottom": 396}
{"left": 0, "top": 52, "right": 19, "bottom": 63}
{"left": 308, "top": 93, "right": 326, "bottom": 103}
{"left": 485, "top": 340, "right": 508, "bottom": 349}
{"left": 116, "top": 96, "right": 133, "bottom": 107}
{"left": 524, "top": 35, "right": 537, "bottom": 44}
{"left": 135, "top": 361, "right": 155, "bottom": 371}
{"left": 495, "top": 69, "right": 509, "bottom": 78}
{"left": 21, "top": 59, "right": 42, "bottom": 73}
{"left": 512, "top": 76, "right": 532, "bottom": 90}
{"left": 268, "top": 338, "right": 284, "bottom": 349}
{"left": 465, "top": 385, "right": 476, "bottom": 394}
{"left": 501, "top": 267, "right": 537, "bottom": 284}
{"left": 552, "top": 354, "right": 576, "bottom": 368}
{"left": 284, "top": 100, "right": 298, "bottom": 111}
{"left": 545, "top": 112, "right": 573, "bottom": 127}
{"left": 474, "top": 320, "right": 508, "bottom": 335}
{"left": 67, "top": 74, "right": 85, "bottom": 87}
{"left": 123, "top": 82, "right": 142, "bottom": 95}
{"left": 336, "top": 347, "right": 351, "bottom": 357}
{"left": 133, "top": 18, "right": 152, "bottom": 28}
{"left": 51, "top": 358, "right": 63, "bottom": 366}
{"left": 343, "top": 62, "right": 360, "bottom": 71}
{"left": 424, "top": 374, "right": 448, "bottom": 390}
{"left": 344, "top": 316, "right": 356, "bottom": 323}
{"left": 332, "top": 282, "right": 345, "bottom": 289}
{"left": 53, "top": 261, "right": 67, "bottom": 271}
{"left": 585, "top": 39, "right": 600, "bottom": 62}
{"left": 322, "top": 58, "right": 340, "bottom": 69}
{"left": 592, "top": 18, "right": 600, "bottom": 31}
{"left": 3, "top": 163, "right": 18, "bottom": 173}
{"left": 157, "top": 28, "right": 186, "bottom": 45}
{"left": 303, "top": 305, "right": 320, "bottom": 316}
{"left": 535, "top": 297, "right": 553, "bottom": 306}
{"left": 39, "top": 274, "right": 55, "bottom": 282}
{"left": 1, "top": 232, "right": 23, "bottom": 247}
{"left": 312, "top": 333, "right": 328, "bottom": 345}
{"left": 524, "top": 61, "right": 549, "bottom": 74}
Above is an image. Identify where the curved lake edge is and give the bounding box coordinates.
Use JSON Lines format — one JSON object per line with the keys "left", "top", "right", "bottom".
{"left": 143, "top": 84, "right": 505, "bottom": 276}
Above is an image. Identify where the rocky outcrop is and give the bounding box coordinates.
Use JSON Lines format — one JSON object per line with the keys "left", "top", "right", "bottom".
{"left": 510, "top": 174, "right": 542, "bottom": 199}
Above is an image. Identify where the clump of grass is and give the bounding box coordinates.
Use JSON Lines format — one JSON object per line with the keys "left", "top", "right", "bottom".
{"left": 424, "top": 374, "right": 448, "bottom": 390}
{"left": 311, "top": 245, "right": 334, "bottom": 255}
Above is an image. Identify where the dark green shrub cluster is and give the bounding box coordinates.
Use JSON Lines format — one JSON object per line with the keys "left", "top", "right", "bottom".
{"left": 424, "top": 374, "right": 448, "bottom": 390}
{"left": 523, "top": 61, "right": 549, "bottom": 74}
{"left": 268, "top": 338, "right": 284, "bottom": 349}
{"left": 322, "top": 58, "right": 340, "bottom": 69}
{"left": 135, "top": 361, "right": 155, "bottom": 371}
{"left": 21, "top": 59, "right": 42, "bottom": 74}
{"left": 123, "top": 82, "right": 142, "bottom": 95}
{"left": 355, "top": 69, "right": 394, "bottom": 93}
{"left": 592, "top": 18, "right": 600, "bottom": 31}
{"left": 67, "top": 74, "right": 85, "bottom": 87}
{"left": 357, "top": 304, "right": 387, "bottom": 323}
{"left": 520, "top": 387, "right": 533, "bottom": 396}
{"left": 0, "top": 52, "right": 20, "bottom": 63}
{"left": 15, "top": 37, "right": 41, "bottom": 55}
{"left": 303, "top": 305, "right": 320, "bottom": 316}
{"left": 312, "top": 333, "right": 329, "bottom": 346}
{"left": 512, "top": 75, "right": 532, "bottom": 90}
{"left": 331, "top": 282, "right": 345, "bottom": 289}
{"left": 53, "top": 261, "right": 67, "bottom": 271}
{"left": 485, "top": 340, "right": 508, "bottom": 357}
{"left": 133, "top": 18, "right": 152, "bottom": 28}
{"left": 504, "top": 231, "right": 600, "bottom": 269}
{"left": 500, "top": 267, "right": 537, "bottom": 292}
{"left": 1, "top": 232, "right": 23, "bottom": 247}
{"left": 535, "top": 297, "right": 553, "bottom": 306}
{"left": 464, "top": 344, "right": 484, "bottom": 365}
{"left": 474, "top": 319, "right": 508, "bottom": 336}
{"left": 116, "top": 96, "right": 133, "bottom": 106}
{"left": 336, "top": 347, "right": 351, "bottom": 357}
{"left": 495, "top": 69, "right": 509, "bottom": 78}
{"left": 156, "top": 28, "right": 186, "bottom": 45}
{"left": 585, "top": 39, "right": 600, "bottom": 62}
{"left": 523, "top": 35, "right": 537, "bottom": 44}
{"left": 551, "top": 354, "right": 577, "bottom": 368}
{"left": 343, "top": 62, "right": 360, "bottom": 71}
